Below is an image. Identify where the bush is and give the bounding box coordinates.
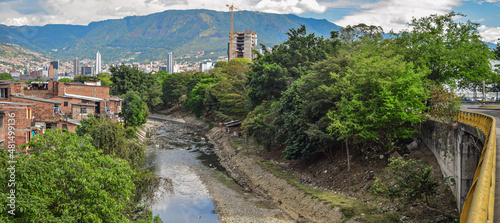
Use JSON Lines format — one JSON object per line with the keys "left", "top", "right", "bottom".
{"left": 372, "top": 157, "right": 438, "bottom": 205}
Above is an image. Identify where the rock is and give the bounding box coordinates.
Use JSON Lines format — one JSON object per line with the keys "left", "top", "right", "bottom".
{"left": 379, "top": 155, "right": 384, "bottom": 159}
{"left": 407, "top": 140, "right": 418, "bottom": 151}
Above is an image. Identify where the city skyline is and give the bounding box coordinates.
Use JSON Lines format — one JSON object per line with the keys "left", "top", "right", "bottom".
{"left": 0, "top": 1, "right": 499, "bottom": 44}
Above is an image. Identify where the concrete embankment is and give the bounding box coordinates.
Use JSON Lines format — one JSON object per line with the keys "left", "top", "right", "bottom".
{"left": 207, "top": 127, "right": 346, "bottom": 223}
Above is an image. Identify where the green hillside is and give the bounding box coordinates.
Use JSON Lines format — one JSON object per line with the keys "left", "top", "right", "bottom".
{"left": 0, "top": 9, "right": 341, "bottom": 62}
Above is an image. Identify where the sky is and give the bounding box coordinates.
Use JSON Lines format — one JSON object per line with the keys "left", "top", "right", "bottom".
{"left": 0, "top": 0, "right": 499, "bottom": 44}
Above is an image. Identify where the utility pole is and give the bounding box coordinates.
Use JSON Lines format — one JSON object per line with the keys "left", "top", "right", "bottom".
{"left": 226, "top": 4, "right": 244, "bottom": 62}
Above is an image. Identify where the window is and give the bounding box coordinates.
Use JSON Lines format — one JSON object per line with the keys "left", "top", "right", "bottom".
{"left": 0, "top": 88, "right": 8, "bottom": 99}
{"left": 54, "top": 105, "right": 60, "bottom": 115}
{"left": 0, "top": 114, "right": 3, "bottom": 127}
{"left": 64, "top": 101, "right": 68, "bottom": 107}
{"left": 80, "top": 108, "right": 87, "bottom": 114}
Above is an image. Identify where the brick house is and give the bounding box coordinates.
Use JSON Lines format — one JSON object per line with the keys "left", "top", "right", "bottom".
{"left": 0, "top": 80, "right": 123, "bottom": 149}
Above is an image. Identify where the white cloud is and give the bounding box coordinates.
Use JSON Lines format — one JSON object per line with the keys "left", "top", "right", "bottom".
{"left": 334, "top": 0, "right": 462, "bottom": 32}
{"left": 254, "top": 0, "right": 327, "bottom": 14}
{"left": 478, "top": 25, "right": 500, "bottom": 43}
{"left": 0, "top": 0, "right": 327, "bottom": 26}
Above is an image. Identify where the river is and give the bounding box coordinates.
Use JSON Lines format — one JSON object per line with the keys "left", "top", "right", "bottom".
{"left": 144, "top": 118, "right": 222, "bottom": 223}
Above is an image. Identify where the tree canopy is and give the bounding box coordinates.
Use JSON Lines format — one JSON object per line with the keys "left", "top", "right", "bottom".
{"left": 0, "top": 73, "right": 14, "bottom": 81}
{"left": 394, "top": 12, "right": 495, "bottom": 88}
{"left": 0, "top": 130, "right": 135, "bottom": 222}
{"left": 58, "top": 77, "right": 72, "bottom": 82}
{"left": 110, "top": 65, "right": 162, "bottom": 108}
{"left": 122, "top": 91, "right": 148, "bottom": 127}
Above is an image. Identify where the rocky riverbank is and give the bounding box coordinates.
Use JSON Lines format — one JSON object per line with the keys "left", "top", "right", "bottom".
{"left": 207, "top": 127, "right": 352, "bottom": 223}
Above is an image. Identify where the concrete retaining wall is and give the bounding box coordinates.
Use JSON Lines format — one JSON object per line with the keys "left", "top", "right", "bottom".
{"left": 420, "top": 120, "right": 484, "bottom": 212}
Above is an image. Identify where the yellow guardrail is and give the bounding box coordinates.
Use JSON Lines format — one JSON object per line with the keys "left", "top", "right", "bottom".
{"left": 458, "top": 110, "right": 496, "bottom": 223}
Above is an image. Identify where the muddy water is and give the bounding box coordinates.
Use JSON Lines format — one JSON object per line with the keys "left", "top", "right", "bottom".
{"left": 144, "top": 120, "right": 223, "bottom": 223}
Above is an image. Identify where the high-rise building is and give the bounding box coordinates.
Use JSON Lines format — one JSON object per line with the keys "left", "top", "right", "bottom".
{"left": 228, "top": 31, "right": 258, "bottom": 60}
{"left": 167, "top": 52, "right": 174, "bottom": 74}
{"left": 81, "top": 66, "right": 93, "bottom": 76}
{"left": 50, "top": 61, "right": 59, "bottom": 77}
{"left": 73, "top": 57, "right": 79, "bottom": 76}
{"left": 159, "top": 66, "right": 167, "bottom": 72}
{"left": 96, "top": 51, "right": 101, "bottom": 75}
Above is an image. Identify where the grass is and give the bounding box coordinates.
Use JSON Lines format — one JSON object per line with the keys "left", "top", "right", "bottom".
{"left": 230, "top": 140, "right": 252, "bottom": 154}
{"left": 255, "top": 158, "right": 399, "bottom": 222}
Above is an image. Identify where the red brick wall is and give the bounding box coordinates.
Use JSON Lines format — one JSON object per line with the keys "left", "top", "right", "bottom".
{"left": 10, "top": 97, "right": 60, "bottom": 123}
{"left": 67, "top": 123, "right": 78, "bottom": 133}
{"left": 0, "top": 106, "right": 32, "bottom": 150}
{"left": 71, "top": 105, "right": 96, "bottom": 120}
{"left": 24, "top": 82, "right": 57, "bottom": 98}
{"left": 107, "top": 100, "right": 122, "bottom": 114}
{"left": 56, "top": 82, "right": 110, "bottom": 99}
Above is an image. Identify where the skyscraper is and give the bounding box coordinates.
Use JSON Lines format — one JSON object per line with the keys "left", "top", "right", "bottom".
{"left": 167, "top": 52, "right": 173, "bottom": 74}
{"left": 96, "top": 51, "right": 101, "bottom": 75}
{"left": 73, "top": 57, "right": 79, "bottom": 76}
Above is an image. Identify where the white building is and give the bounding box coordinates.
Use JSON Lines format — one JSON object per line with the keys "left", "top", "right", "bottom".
{"left": 200, "top": 61, "right": 215, "bottom": 73}
{"left": 96, "top": 51, "right": 101, "bottom": 75}
{"left": 167, "top": 52, "right": 174, "bottom": 74}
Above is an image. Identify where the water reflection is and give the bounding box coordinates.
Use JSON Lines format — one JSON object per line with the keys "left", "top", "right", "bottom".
{"left": 145, "top": 120, "right": 219, "bottom": 223}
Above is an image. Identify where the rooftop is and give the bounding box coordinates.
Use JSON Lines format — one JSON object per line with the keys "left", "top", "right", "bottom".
{"left": 11, "top": 94, "right": 62, "bottom": 104}
{"left": 58, "top": 93, "right": 102, "bottom": 102}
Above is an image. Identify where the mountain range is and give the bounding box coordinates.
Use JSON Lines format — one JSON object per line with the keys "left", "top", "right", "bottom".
{"left": 0, "top": 9, "right": 341, "bottom": 62}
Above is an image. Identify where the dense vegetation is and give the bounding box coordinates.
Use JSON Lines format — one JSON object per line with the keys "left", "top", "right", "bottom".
{"left": 155, "top": 13, "right": 495, "bottom": 163}
{"left": 0, "top": 127, "right": 163, "bottom": 222}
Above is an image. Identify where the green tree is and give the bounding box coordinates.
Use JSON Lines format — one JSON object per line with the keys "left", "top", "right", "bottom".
{"left": 110, "top": 65, "right": 162, "bottom": 108}
{"left": 186, "top": 78, "right": 217, "bottom": 117}
{"left": 246, "top": 25, "right": 339, "bottom": 108}
{"left": 98, "top": 77, "right": 113, "bottom": 86}
{"left": 395, "top": 12, "right": 495, "bottom": 87}
{"left": 328, "top": 50, "right": 429, "bottom": 153}
{"left": 278, "top": 55, "right": 349, "bottom": 160}
{"left": 0, "top": 130, "right": 135, "bottom": 222}
{"left": 76, "top": 116, "right": 167, "bottom": 221}
{"left": 339, "top": 23, "right": 384, "bottom": 45}
{"left": 214, "top": 61, "right": 228, "bottom": 68}
{"left": 122, "top": 91, "right": 147, "bottom": 127}
{"left": 97, "top": 73, "right": 112, "bottom": 79}
{"left": 161, "top": 72, "right": 191, "bottom": 107}
{"left": 0, "top": 72, "right": 14, "bottom": 81}
{"left": 58, "top": 77, "right": 72, "bottom": 82}
{"left": 205, "top": 59, "right": 251, "bottom": 119}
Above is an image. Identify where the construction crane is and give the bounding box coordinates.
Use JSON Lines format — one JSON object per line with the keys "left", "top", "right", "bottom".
{"left": 226, "top": 4, "right": 244, "bottom": 62}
